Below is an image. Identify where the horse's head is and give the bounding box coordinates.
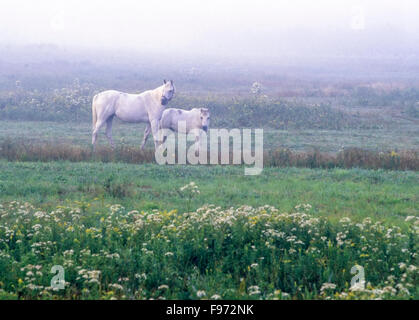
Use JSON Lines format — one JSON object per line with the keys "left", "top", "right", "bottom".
{"left": 161, "top": 80, "right": 175, "bottom": 105}
{"left": 200, "top": 108, "right": 210, "bottom": 132}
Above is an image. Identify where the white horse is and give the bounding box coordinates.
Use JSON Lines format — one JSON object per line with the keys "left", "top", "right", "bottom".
{"left": 91, "top": 80, "right": 175, "bottom": 150}
{"left": 152, "top": 108, "right": 210, "bottom": 153}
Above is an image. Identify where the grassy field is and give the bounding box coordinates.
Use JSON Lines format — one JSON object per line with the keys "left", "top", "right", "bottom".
{"left": 0, "top": 161, "right": 418, "bottom": 300}
{"left": 1, "top": 120, "right": 418, "bottom": 153}
{"left": 1, "top": 161, "right": 418, "bottom": 227}
{"left": 0, "top": 91, "right": 418, "bottom": 300}
{"left": 0, "top": 119, "right": 418, "bottom": 300}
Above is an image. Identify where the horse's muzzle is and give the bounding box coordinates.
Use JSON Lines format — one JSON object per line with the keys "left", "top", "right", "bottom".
{"left": 161, "top": 97, "right": 168, "bottom": 105}
{"left": 202, "top": 125, "right": 208, "bottom": 132}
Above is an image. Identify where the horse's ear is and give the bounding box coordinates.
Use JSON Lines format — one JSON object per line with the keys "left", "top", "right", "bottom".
{"left": 163, "top": 79, "right": 167, "bottom": 84}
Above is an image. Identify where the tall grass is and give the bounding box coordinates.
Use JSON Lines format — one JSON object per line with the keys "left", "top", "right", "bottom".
{"left": 265, "top": 148, "right": 419, "bottom": 171}
{"left": 1, "top": 139, "right": 418, "bottom": 171}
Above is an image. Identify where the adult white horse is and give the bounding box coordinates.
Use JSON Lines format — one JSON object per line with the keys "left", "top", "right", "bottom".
{"left": 152, "top": 108, "right": 210, "bottom": 153}
{"left": 91, "top": 80, "right": 175, "bottom": 150}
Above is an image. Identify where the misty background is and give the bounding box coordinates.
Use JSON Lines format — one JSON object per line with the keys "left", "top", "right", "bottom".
{"left": 1, "top": 0, "right": 419, "bottom": 90}
{"left": 1, "top": 0, "right": 418, "bottom": 55}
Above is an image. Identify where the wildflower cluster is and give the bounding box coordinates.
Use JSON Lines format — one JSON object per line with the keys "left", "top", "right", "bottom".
{"left": 0, "top": 201, "right": 417, "bottom": 300}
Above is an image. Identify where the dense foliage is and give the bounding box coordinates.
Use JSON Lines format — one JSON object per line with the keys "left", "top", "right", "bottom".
{"left": 0, "top": 199, "right": 417, "bottom": 300}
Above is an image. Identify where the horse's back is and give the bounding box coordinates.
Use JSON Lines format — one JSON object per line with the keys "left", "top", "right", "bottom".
{"left": 93, "top": 90, "right": 121, "bottom": 106}
{"left": 161, "top": 108, "right": 200, "bottom": 132}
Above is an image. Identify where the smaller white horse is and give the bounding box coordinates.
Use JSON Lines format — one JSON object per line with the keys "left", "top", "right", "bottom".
{"left": 143, "top": 108, "right": 210, "bottom": 152}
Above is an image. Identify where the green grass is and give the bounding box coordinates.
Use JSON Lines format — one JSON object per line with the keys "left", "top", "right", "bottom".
{"left": 1, "top": 190, "right": 417, "bottom": 300}
{"left": 0, "top": 120, "right": 418, "bottom": 153}
{"left": 0, "top": 121, "right": 418, "bottom": 300}
{"left": 0, "top": 161, "right": 417, "bottom": 227}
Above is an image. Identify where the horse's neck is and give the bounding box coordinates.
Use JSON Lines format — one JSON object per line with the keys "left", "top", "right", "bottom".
{"left": 143, "top": 85, "right": 163, "bottom": 107}
{"left": 189, "top": 109, "right": 200, "bottom": 118}
{"left": 152, "top": 85, "right": 164, "bottom": 98}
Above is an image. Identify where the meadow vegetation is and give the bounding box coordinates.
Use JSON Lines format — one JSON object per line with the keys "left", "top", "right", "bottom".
{"left": 0, "top": 195, "right": 417, "bottom": 300}
{"left": 0, "top": 48, "right": 418, "bottom": 300}
{"left": 0, "top": 161, "right": 417, "bottom": 227}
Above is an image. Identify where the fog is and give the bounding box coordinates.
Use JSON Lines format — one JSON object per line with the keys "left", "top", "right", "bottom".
{"left": 1, "top": 0, "right": 418, "bottom": 60}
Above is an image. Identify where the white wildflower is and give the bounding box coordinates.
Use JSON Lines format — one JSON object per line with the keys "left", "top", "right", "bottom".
{"left": 196, "top": 290, "right": 206, "bottom": 298}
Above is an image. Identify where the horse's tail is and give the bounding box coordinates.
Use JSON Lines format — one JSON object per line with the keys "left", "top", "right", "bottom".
{"left": 92, "top": 94, "right": 98, "bottom": 130}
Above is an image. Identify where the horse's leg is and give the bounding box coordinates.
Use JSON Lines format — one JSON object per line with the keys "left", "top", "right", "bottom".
{"left": 150, "top": 119, "right": 161, "bottom": 149}
{"left": 105, "top": 116, "right": 115, "bottom": 148}
{"left": 162, "top": 134, "right": 168, "bottom": 144}
{"left": 194, "top": 131, "right": 200, "bottom": 157}
{"left": 92, "top": 119, "right": 106, "bottom": 151}
{"left": 140, "top": 123, "right": 151, "bottom": 150}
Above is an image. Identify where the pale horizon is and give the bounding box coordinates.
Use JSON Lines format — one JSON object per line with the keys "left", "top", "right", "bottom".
{"left": 1, "top": 0, "right": 418, "bottom": 59}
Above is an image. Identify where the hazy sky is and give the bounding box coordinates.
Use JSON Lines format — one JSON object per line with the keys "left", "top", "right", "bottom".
{"left": 1, "top": 0, "right": 418, "bottom": 57}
